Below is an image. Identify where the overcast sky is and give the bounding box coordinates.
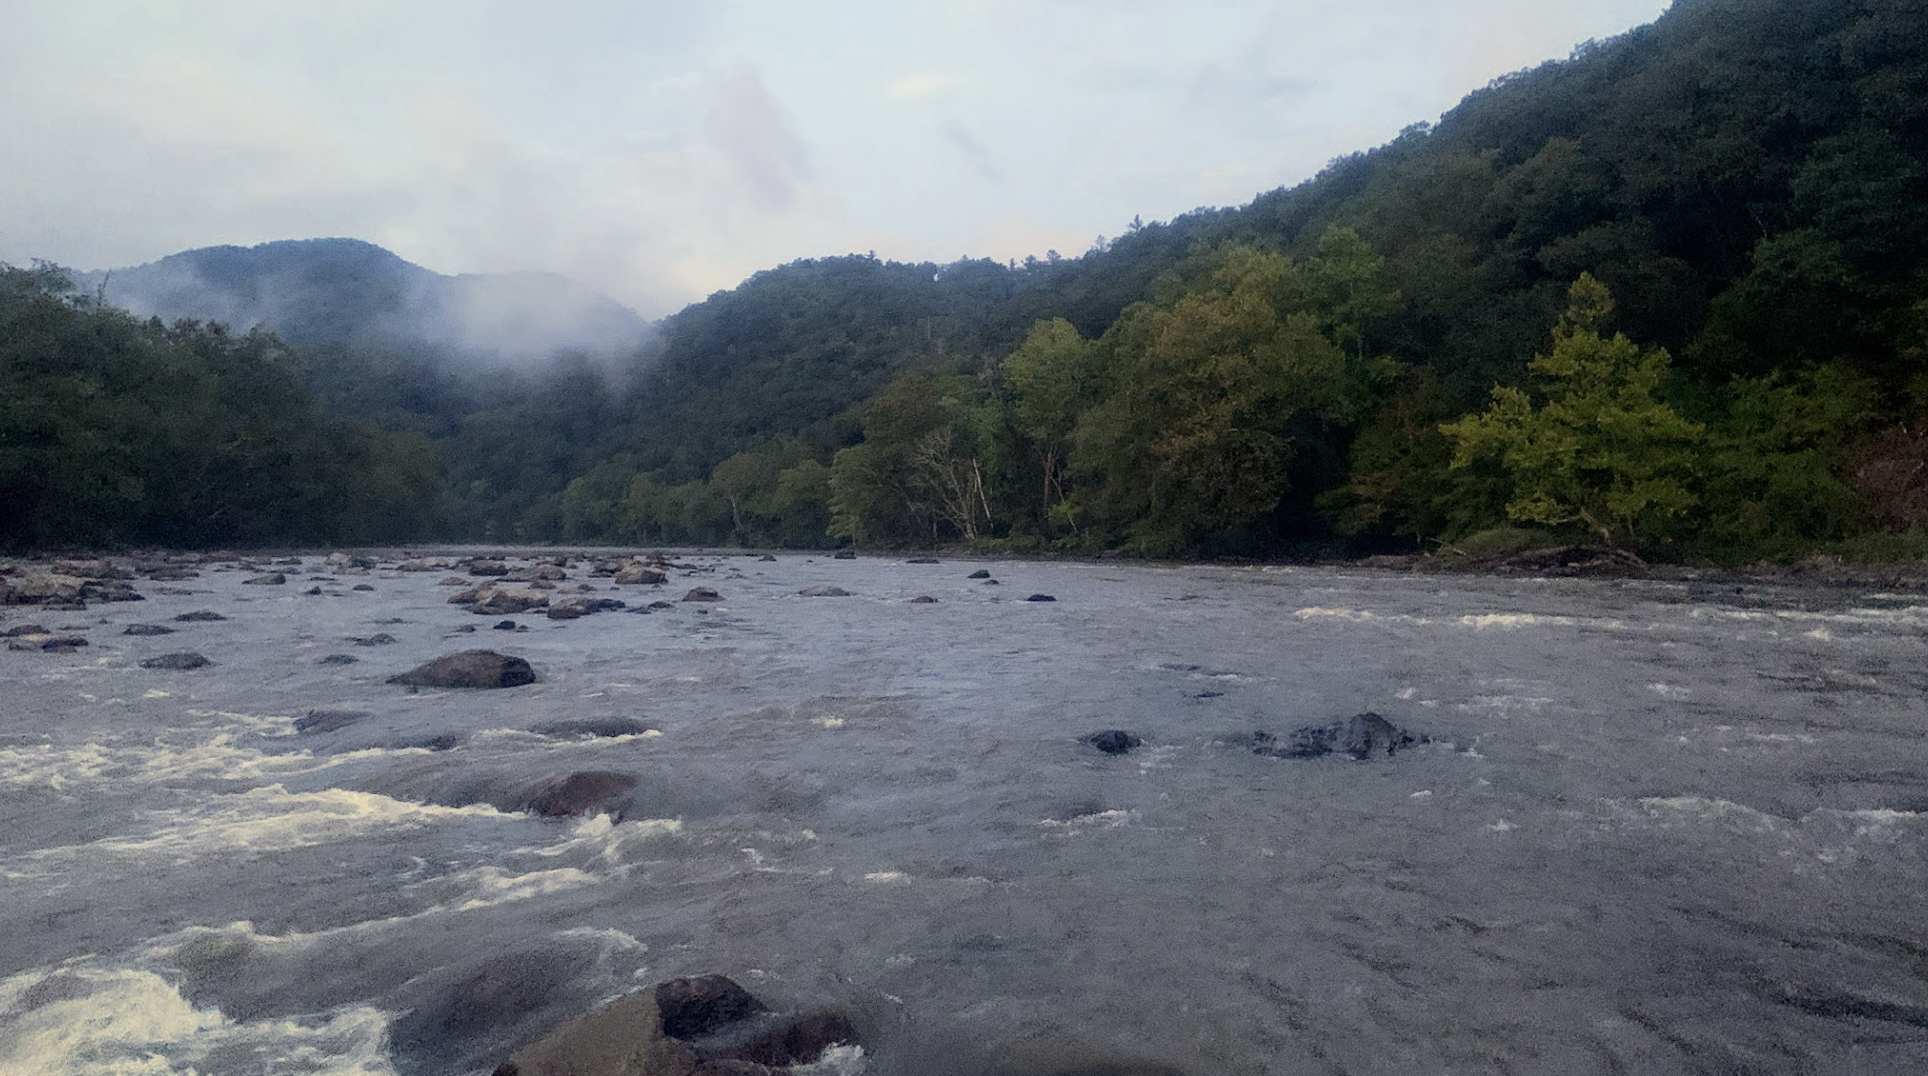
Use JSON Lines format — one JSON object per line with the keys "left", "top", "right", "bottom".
{"left": 2, "top": 0, "right": 1670, "bottom": 319}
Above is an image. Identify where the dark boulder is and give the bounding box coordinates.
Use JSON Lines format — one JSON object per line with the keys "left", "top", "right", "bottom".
{"left": 352, "top": 633, "right": 398, "bottom": 646}
{"left": 3, "top": 623, "right": 50, "bottom": 637}
{"left": 391, "top": 948, "right": 605, "bottom": 1076}
{"left": 494, "top": 620, "right": 519, "bottom": 631}
{"left": 548, "top": 597, "right": 625, "bottom": 620}
{"left": 1024, "top": 594, "right": 1056, "bottom": 602}
{"left": 389, "top": 650, "right": 537, "bottom": 689}
{"left": 141, "top": 652, "right": 211, "bottom": 670}
{"left": 520, "top": 771, "right": 638, "bottom": 819}
{"left": 1085, "top": 730, "right": 1142, "bottom": 756}
{"left": 468, "top": 560, "right": 511, "bottom": 576}
{"left": 682, "top": 587, "right": 722, "bottom": 602}
{"left": 492, "top": 975, "right": 858, "bottom": 1076}
{"left": 318, "top": 653, "right": 359, "bottom": 665}
{"left": 832, "top": 550, "right": 857, "bottom": 560}
{"left": 353, "top": 583, "right": 376, "bottom": 592}
{"left": 9, "top": 634, "right": 88, "bottom": 652}
{"left": 968, "top": 569, "right": 991, "bottom": 579}
{"left": 242, "top": 573, "right": 287, "bottom": 586}
{"left": 1254, "top": 713, "right": 1417, "bottom": 760}
{"left": 908, "top": 595, "right": 939, "bottom": 604}
{"left": 173, "top": 610, "right": 227, "bottom": 622}
{"left": 797, "top": 586, "right": 849, "bottom": 597}
{"left": 655, "top": 975, "right": 767, "bottom": 1038}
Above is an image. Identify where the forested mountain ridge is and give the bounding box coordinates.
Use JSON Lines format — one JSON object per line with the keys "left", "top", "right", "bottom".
{"left": 8, "top": 0, "right": 1928, "bottom": 558}
{"left": 554, "top": 0, "right": 1928, "bottom": 558}
{"left": 75, "top": 238, "right": 652, "bottom": 361}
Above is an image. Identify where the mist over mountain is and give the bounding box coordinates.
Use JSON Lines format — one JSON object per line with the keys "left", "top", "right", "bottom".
{"left": 74, "top": 238, "right": 652, "bottom": 360}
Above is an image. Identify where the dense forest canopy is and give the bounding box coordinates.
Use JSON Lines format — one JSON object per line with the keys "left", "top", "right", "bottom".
{"left": 7, "top": 0, "right": 1928, "bottom": 560}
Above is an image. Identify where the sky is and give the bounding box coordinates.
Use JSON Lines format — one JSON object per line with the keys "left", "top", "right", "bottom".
{"left": 1, "top": 0, "right": 1671, "bottom": 320}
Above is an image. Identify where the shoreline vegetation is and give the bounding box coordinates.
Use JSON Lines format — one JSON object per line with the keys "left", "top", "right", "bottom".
{"left": 8, "top": 0, "right": 1928, "bottom": 568}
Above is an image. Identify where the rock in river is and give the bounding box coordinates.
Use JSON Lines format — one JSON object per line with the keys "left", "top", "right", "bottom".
{"left": 140, "top": 652, "right": 211, "bottom": 670}
{"left": 682, "top": 587, "right": 722, "bottom": 602}
{"left": 519, "top": 771, "right": 638, "bottom": 819}
{"left": 797, "top": 586, "right": 849, "bottom": 597}
{"left": 1251, "top": 712, "right": 1417, "bottom": 760}
{"left": 1085, "top": 730, "right": 1142, "bottom": 755}
{"left": 492, "top": 974, "right": 858, "bottom": 1076}
{"left": 389, "top": 650, "right": 537, "bottom": 689}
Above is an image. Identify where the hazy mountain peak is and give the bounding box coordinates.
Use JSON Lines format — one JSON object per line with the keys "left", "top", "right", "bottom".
{"left": 78, "top": 238, "right": 651, "bottom": 360}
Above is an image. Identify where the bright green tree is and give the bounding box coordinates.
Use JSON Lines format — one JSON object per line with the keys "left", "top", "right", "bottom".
{"left": 1442, "top": 274, "right": 1703, "bottom": 548}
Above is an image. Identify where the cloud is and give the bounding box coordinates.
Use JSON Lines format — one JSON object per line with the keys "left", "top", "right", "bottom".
{"left": 888, "top": 72, "right": 961, "bottom": 99}
{"left": 706, "top": 68, "right": 817, "bottom": 214}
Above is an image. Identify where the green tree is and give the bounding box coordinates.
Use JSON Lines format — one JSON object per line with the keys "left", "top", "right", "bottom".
{"left": 1442, "top": 274, "right": 1704, "bottom": 548}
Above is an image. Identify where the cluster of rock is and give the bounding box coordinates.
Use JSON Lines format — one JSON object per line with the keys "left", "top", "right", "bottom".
{"left": 0, "top": 559, "right": 145, "bottom": 608}
{"left": 1084, "top": 714, "right": 1424, "bottom": 762}
{"left": 441, "top": 554, "right": 669, "bottom": 620}
{"left": 492, "top": 975, "right": 857, "bottom": 1076}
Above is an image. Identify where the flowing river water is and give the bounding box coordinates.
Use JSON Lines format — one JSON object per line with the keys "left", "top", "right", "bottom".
{"left": 2, "top": 552, "right": 1926, "bottom": 1075}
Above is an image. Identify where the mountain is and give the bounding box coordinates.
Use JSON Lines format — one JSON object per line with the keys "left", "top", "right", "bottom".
{"left": 76, "top": 238, "right": 652, "bottom": 360}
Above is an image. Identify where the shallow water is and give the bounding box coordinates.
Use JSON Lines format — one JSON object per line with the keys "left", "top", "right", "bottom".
{"left": 3, "top": 553, "right": 1926, "bottom": 1075}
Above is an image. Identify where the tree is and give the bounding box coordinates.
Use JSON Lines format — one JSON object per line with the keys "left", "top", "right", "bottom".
{"left": 1442, "top": 274, "right": 1703, "bottom": 548}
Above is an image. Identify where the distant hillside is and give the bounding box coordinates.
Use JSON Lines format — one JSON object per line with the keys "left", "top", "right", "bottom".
{"left": 76, "top": 238, "right": 652, "bottom": 360}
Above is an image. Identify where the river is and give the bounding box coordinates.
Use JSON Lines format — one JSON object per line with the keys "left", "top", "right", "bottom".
{"left": 2, "top": 552, "right": 1925, "bottom": 1075}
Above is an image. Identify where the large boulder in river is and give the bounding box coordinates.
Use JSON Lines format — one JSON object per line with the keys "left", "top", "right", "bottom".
{"left": 468, "top": 587, "right": 551, "bottom": 616}
{"left": 492, "top": 975, "right": 858, "bottom": 1076}
{"left": 1252, "top": 712, "right": 1417, "bottom": 760}
{"left": 614, "top": 564, "right": 669, "bottom": 585}
{"left": 518, "top": 771, "right": 639, "bottom": 819}
{"left": 389, "top": 650, "right": 536, "bottom": 689}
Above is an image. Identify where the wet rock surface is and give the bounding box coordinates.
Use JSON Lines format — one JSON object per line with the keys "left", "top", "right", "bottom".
{"left": 516, "top": 771, "right": 640, "bottom": 819}
{"left": 1246, "top": 712, "right": 1419, "bottom": 760}
{"left": 1084, "top": 730, "right": 1142, "bottom": 755}
{"left": 388, "top": 650, "right": 537, "bottom": 689}
{"left": 140, "top": 652, "right": 211, "bottom": 670}
{"left": 493, "top": 975, "right": 857, "bottom": 1076}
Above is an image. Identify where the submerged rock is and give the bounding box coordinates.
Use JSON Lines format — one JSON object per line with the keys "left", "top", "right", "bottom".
{"left": 1252, "top": 712, "right": 1418, "bottom": 760}
{"left": 173, "top": 610, "right": 227, "bottom": 622}
{"left": 242, "top": 572, "right": 287, "bottom": 585}
{"left": 9, "top": 634, "right": 88, "bottom": 652}
{"left": 968, "top": 569, "right": 991, "bottom": 579}
{"left": 318, "top": 653, "right": 359, "bottom": 665}
{"left": 520, "top": 771, "right": 638, "bottom": 818}
{"left": 2, "top": 623, "right": 50, "bottom": 637}
{"left": 682, "top": 587, "right": 722, "bottom": 602}
{"left": 532, "top": 717, "right": 654, "bottom": 739}
{"left": 296, "top": 709, "right": 369, "bottom": 733}
{"left": 389, "top": 650, "right": 537, "bottom": 689}
{"left": 1085, "top": 730, "right": 1142, "bottom": 755}
{"left": 908, "top": 595, "right": 939, "bottom": 604}
{"left": 1024, "top": 593, "right": 1056, "bottom": 602}
{"left": 140, "top": 652, "right": 211, "bottom": 670}
{"left": 491, "top": 974, "right": 858, "bottom": 1076}
{"left": 798, "top": 586, "right": 850, "bottom": 597}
